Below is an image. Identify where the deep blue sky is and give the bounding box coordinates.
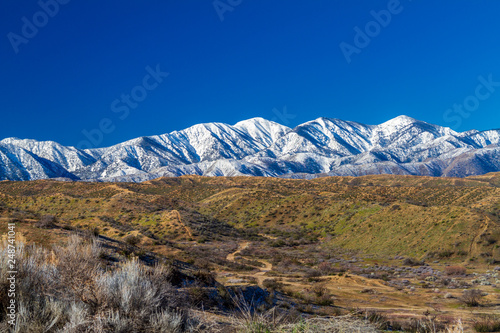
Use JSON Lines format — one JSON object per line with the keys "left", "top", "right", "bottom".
{"left": 1, "top": 1, "right": 500, "bottom": 148}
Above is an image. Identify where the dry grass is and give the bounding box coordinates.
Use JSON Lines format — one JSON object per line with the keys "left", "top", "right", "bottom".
{"left": 0, "top": 237, "right": 198, "bottom": 332}
{"left": 444, "top": 266, "right": 466, "bottom": 276}
{"left": 0, "top": 237, "right": 389, "bottom": 332}
{"left": 1, "top": 175, "right": 499, "bottom": 331}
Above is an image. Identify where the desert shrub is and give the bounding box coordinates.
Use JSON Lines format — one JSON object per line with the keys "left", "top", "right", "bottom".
{"left": 436, "top": 250, "right": 455, "bottom": 258}
{"left": 230, "top": 294, "right": 288, "bottom": 333}
{"left": 270, "top": 239, "right": 286, "bottom": 247}
{"left": 124, "top": 234, "right": 141, "bottom": 246}
{"left": 304, "top": 268, "right": 322, "bottom": 278}
{"left": 54, "top": 235, "right": 103, "bottom": 311}
{"left": 444, "top": 265, "right": 467, "bottom": 276}
{"left": 0, "top": 243, "right": 68, "bottom": 332}
{"left": 0, "top": 237, "right": 197, "bottom": 332}
{"left": 36, "top": 214, "right": 57, "bottom": 228}
{"left": 311, "top": 285, "right": 327, "bottom": 298}
{"left": 364, "top": 312, "right": 390, "bottom": 330}
{"left": 95, "top": 259, "right": 177, "bottom": 321}
{"left": 318, "top": 261, "right": 334, "bottom": 275}
{"left": 148, "top": 309, "right": 187, "bottom": 333}
{"left": 315, "top": 293, "right": 334, "bottom": 306}
{"left": 461, "top": 289, "right": 482, "bottom": 307}
{"left": 473, "top": 315, "right": 500, "bottom": 332}
{"left": 262, "top": 279, "right": 282, "bottom": 292}
{"left": 194, "top": 258, "right": 211, "bottom": 270}
{"left": 486, "top": 237, "right": 498, "bottom": 245}
{"left": 188, "top": 285, "right": 212, "bottom": 307}
{"left": 398, "top": 317, "right": 447, "bottom": 333}
{"left": 91, "top": 226, "right": 100, "bottom": 237}
{"left": 305, "top": 285, "right": 334, "bottom": 306}
{"left": 403, "top": 257, "right": 424, "bottom": 266}
{"left": 276, "top": 316, "right": 379, "bottom": 332}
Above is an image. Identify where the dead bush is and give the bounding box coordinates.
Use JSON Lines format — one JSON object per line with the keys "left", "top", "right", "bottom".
{"left": 403, "top": 257, "right": 425, "bottom": 266}
{"left": 262, "top": 279, "right": 282, "bottom": 292}
{"left": 0, "top": 237, "right": 195, "bottom": 332}
{"left": 318, "top": 261, "right": 335, "bottom": 275}
{"left": 461, "top": 289, "right": 482, "bottom": 307}
{"left": 444, "top": 265, "right": 466, "bottom": 276}
{"left": 54, "top": 235, "right": 103, "bottom": 311}
{"left": 36, "top": 214, "right": 57, "bottom": 228}
{"left": 473, "top": 315, "right": 500, "bottom": 332}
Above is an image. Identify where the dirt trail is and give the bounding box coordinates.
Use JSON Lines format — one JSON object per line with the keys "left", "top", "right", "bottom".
{"left": 252, "top": 260, "right": 272, "bottom": 287}
{"left": 172, "top": 210, "right": 193, "bottom": 238}
{"left": 107, "top": 184, "right": 134, "bottom": 196}
{"left": 226, "top": 241, "right": 250, "bottom": 261}
{"left": 258, "top": 233, "right": 277, "bottom": 240}
{"left": 468, "top": 213, "right": 490, "bottom": 256}
{"left": 226, "top": 241, "right": 273, "bottom": 287}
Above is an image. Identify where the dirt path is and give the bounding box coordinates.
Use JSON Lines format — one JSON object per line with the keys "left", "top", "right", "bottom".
{"left": 252, "top": 259, "right": 273, "bottom": 287}
{"left": 226, "top": 241, "right": 250, "bottom": 261}
{"left": 172, "top": 210, "right": 193, "bottom": 238}
{"left": 468, "top": 216, "right": 489, "bottom": 256}
{"left": 107, "top": 184, "right": 134, "bottom": 196}
{"left": 225, "top": 241, "right": 273, "bottom": 287}
{"left": 258, "top": 233, "right": 277, "bottom": 240}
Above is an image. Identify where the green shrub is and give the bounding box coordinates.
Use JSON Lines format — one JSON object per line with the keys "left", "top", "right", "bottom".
{"left": 124, "top": 234, "right": 141, "bottom": 246}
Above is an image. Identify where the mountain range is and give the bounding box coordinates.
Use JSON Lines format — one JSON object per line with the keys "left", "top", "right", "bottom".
{"left": 1, "top": 115, "right": 500, "bottom": 182}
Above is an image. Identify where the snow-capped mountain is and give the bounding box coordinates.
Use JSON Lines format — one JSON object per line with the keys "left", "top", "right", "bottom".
{"left": 1, "top": 115, "right": 500, "bottom": 181}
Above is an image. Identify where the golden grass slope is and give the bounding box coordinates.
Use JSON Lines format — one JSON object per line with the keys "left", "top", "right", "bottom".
{"left": 0, "top": 173, "right": 499, "bottom": 261}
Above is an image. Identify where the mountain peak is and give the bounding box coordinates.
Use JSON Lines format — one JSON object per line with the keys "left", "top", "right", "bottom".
{"left": 380, "top": 115, "right": 418, "bottom": 126}
{"left": 234, "top": 117, "right": 291, "bottom": 145}
{"left": 1, "top": 115, "right": 499, "bottom": 181}
{"left": 234, "top": 117, "right": 269, "bottom": 125}
{"left": 393, "top": 115, "right": 417, "bottom": 121}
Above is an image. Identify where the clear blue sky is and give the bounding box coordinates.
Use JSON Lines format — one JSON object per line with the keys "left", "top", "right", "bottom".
{"left": 1, "top": 0, "right": 500, "bottom": 148}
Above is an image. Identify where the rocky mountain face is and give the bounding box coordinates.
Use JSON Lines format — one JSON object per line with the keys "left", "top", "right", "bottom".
{"left": 1, "top": 116, "right": 500, "bottom": 181}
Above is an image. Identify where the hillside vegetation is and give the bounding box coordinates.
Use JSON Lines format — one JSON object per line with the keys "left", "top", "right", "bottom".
{"left": 1, "top": 173, "right": 499, "bottom": 260}
{"left": 1, "top": 173, "right": 500, "bottom": 331}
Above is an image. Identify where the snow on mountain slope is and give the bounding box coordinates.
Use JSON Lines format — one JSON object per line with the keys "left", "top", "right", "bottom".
{"left": 166, "top": 122, "right": 261, "bottom": 161}
{"left": 467, "top": 130, "right": 500, "bottom": 147}
{"left": 234, "top": 117, "right": 291, "bottom": 147}
{"left": 0, "top": 143, "right": 77, "bottom": 180}
{"left": 1, "top": 115, "right": 500, "bottom": 181}
{"left": 262, "top": 117, "right": 373, "bottom": 159}
{"left": 1, "top": 138, "right": 96, "bottom": 172}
